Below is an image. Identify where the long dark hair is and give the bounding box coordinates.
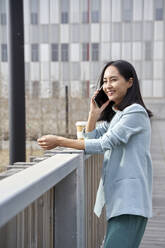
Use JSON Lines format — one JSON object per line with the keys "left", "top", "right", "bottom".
{"left": 97, "top": 60, "right": 154, "bottom": 122}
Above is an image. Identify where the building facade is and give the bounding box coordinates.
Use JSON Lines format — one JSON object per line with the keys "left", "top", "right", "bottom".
{"left": 0, "top": 0, "right": 165, "bottom": 99}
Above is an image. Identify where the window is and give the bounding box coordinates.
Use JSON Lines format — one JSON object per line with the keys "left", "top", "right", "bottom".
{"left": 61, "top": 44, "right": 69, "bottom": 61}
{"left": 144, "top": 41, "right": 152, "bottom": 60}
{"left": 82, "top": 43, "right": 89, "bottom": 61}
{"left": 61, "top": 0, "right": 69, "bottom": 23}
{"left": 155, "top": 0, "right": 164, "bottom": 20}
{"left": 92, "top": 43, "right": 99, "bottom": 61}
{"left": 32, "top": 81, "right": 40, "bottom": 98}
{"left": 31, "top": 44, "right": 39, "bottom": 62}
{"left": 30, "top": 0, "right": 38, "bottom": 25}
{"left": 52, "top": 81, "right": 59, "bottom": 98}
{"left": 70, "top": 24, "right": 80, "bottom": 43}
{"left": 81, "top": 0, "right": 89, "bottom": 23}
{"left": 143, "top": 22, "right": 153, "bottom": 41}
{"left": 51, "top": 44, "right": 59, "bottom": 61}
{"left": 31, "top": 13, "right": 38, "bottom": 25}
{"left": 40, "top": 25, "right": 49, "bottom": 43}
{"left": 91, "top": 0, "right": 99, "bottom": 22}
{"left": 122, "top": 0, "right": 133, "bottom": 22}
{"left": 81, "top": 81, "right": 89, "bottom": 97}
{"left": 1, "top": 44, "right": 7, "bottom": 62}
{"left": 1, "top": 13, "right": 6, "bottom": 25}
{"left": 112, "top": 22, "right": 122, "bottom": 42}
{"left": 61, "top": 12, "right": 68, "bottom": 23}
{"left": 82, "top": 11, "right": 89, "bottom": 23}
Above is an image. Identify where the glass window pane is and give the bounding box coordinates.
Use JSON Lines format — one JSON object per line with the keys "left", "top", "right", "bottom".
{"left": 31, "top": 13, "right": 38, "bottom": 25}
{"left": 154, "top": 21, "right": 163, "bottom": 40}
{"left": 121, "top": 42, "right": 131, "bottom": 60}
{"left": 50, "top": 24, "right": 59, "bottom": 43}
{"left": 1, "top": 44, "right": 8, "bottom": 62}
{"left": 91, "top": 0, "right": 100, "bottom": 22}
{"left": 61, "top": 0, "right": 69, "bottom": 23}
{"left": 61, "top": 44, "right": 69, "bottom": 61}
{"left": 101, "top": 43, "right": 110, "bottom": 61}
{"left": 144, "top": 41, "right": 153, "bottom": 61}
{"left": 153, "top": 80, "right": 163, "bottom": 97}
{"left": 112, "top": 22, "right": 122, "bottom": 42}
{"left": 133, "top": 0, "right": 143, "bottom": 21}
{"left": 32, "top": 81, "right": 40, "bottom": 98}
{"left": 70, "top": 24, "right": 80, "bottom": 43}
{"left": 122, "top": 23, "right": 131, "bottom": 41}
{"left": 142, "top": 80, "right": 153, "bottom": 97}
{"left": 0, "top": 26, "right": 7, "bottom": 43}
{"left": 31, "top": 44, "right": 39, "bottom": 61}
{"left": 81, "top": 81, "right": 89, "bottom": 97}
{"left": 155, "top": 0, "right": 164, "bottom": 20}
{"left": 30, "top": 26, "right": 39, "bottom": 43}
{"left": 133, "top": 22, "right": 142, "bottom": 41}
{"left": 91, "top": 24, "right": 100, "bottom": 42}
{"left": 70, "top": 0, "right": 80, "bottom": 23}
{"left": 92, "top": 43, "right": 99, "bottom": 61}
{"left": 80, "top": 0, "right": 89, "bottom": 23}
{"left": 0, "top": 0, "right": 6, "bottom": 12}
{"left": 144, "top": 0, "right": 153, "bottom": 20}
{"left": 30, "top": 0, "right": 38, "bottom": 12}
{"left": 101, "top": 0, "right": 111, "bottom": 22}
{"left": 122, "top": 0, "right": 133, "bottom": 22}
{"left": 143, "top": 22, "right": 153, "bottom": 41}
{"left": 40, "top": 24, "right": 49, "bottom": 43}
{"left": 112, "top": 0, "right": 121, "bottom": 22}
{"left": 111, "top": 42, "right": 121, "bottom": 60}
{"left": 82, "top": 43, "right": 89, "bottom": 61}
{"left": 61, "top": 62, "right": 69, "bottom": 80}
{"left": 71, "top": 62, "right": 80, "bottom": 80}
{"left": 1, "top": 13, "right": 6, "bottom": 25}
{"left": 40, "top": 44, "right": 49, "bottom": 62}
{"left": 70, "top": 44, "right": 80, "bottom": 61}
{"left": 91, "top": 62, "right": 100, "bottom": 80}
{"left": 81, "top": 24, "right": 90, "bottom": 42}
{"left": 143, "top": 61, "right": 153, "bottom": 79}
{"left": 51, "top": 44, "right": 59, "bottom": 61}
{"left": 153, "top": 61, "right": 163, "bottom": 79}
{"left": 52, "top": 81, "right": 60, "bottom": 98}
{"left": 133, "top": 42, "right": 142, "bottom": 60}
{"left": 153, "top": 41, "right": 163, "bottom": 59}
{"left": 101, "top": 23, "right": 110, "bottom": 42}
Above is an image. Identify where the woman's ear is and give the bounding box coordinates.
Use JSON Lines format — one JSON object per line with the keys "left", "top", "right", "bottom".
{"left": 128, "top": 77, "right": 133, "bottom": 88}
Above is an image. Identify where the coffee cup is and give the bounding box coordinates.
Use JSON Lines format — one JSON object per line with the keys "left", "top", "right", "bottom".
{"left": 75, "top": 121, "right": 87, "bottom": 140}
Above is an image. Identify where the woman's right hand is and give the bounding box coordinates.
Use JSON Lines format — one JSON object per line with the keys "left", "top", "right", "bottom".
{"left": 89, "top": 89, "right": 110, "bottom": 121}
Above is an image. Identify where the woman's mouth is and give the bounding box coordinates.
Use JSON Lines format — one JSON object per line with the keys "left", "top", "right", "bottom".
{"left": 106, "top": 91, "right": 115, "bottom": 96}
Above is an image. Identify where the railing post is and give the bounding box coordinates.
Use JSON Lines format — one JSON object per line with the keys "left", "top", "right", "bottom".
{"left": 76, "top": 151, "right": 86, "bottom": 248}
{"left": 53, "top": 150, "right": 86, "bottom": 248}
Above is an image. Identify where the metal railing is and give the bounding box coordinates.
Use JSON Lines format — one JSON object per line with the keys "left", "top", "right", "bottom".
{"left": 0, "top": 148, "right": 106, "bottom": 248}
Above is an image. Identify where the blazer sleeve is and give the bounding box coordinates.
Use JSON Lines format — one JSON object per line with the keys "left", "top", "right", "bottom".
{"left": 84, "top": 105, "right": 148, "bottom": 154}
{"left": 82, "top": 121, "right": 109, "bottom": 139}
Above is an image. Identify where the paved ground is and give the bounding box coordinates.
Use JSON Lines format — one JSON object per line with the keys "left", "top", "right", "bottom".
{"left": 140, "top": 122, "right": 165, "bottom": 247}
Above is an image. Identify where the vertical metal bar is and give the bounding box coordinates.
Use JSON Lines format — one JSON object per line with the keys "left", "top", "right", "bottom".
{"left": 7, "top": 0, "right": 26, "bottom": 164}
{"left": 65, "top": 86, "right": 69, "bottom": 134}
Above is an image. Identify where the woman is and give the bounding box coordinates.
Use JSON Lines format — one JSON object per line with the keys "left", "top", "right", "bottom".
{"left": 37, "top": 60, "right": 153, "bottom": 248}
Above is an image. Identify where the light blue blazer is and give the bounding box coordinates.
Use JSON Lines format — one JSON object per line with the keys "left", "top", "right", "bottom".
{"left": 82, "top": 103, "right": 153, "bottom": 221}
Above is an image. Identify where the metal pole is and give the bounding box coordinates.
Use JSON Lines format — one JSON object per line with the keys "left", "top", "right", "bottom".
{"left": 65, "top": 86, "right": 69, "bottom": 135}
{"left": 7, "top": 0, "right": 26, "bottom": 164}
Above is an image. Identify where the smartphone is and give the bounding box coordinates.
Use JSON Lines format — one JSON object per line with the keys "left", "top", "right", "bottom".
{"left": 94, "top": 85, "right": 109, "bottom": 108}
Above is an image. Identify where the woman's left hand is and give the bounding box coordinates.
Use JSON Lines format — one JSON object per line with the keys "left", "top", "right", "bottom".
{"left": 37, "top": 135, "right": 59, "bottom": 150}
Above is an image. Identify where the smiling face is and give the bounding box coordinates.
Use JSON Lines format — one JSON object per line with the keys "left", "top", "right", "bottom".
{"left": 102, "top": 65, "right": 133, "bottom": 108}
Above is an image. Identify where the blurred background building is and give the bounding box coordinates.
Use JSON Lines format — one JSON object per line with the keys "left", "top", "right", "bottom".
{"left": 0, "top": 0, "right": 164, "bottom": 144}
